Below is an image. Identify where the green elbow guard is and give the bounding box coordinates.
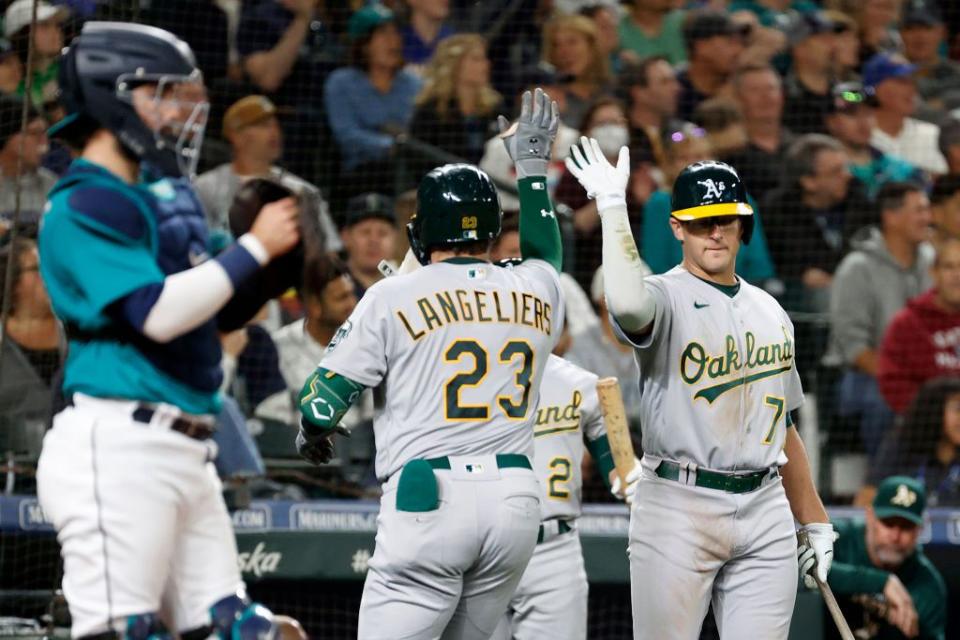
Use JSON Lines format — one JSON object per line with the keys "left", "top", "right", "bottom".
{"left": 298, "top": 367, "right": 366, "bottom": 433}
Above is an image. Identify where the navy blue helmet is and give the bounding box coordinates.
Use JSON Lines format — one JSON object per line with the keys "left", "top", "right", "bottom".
{"left": 54, "top": 22, "right": 208, "bottom": 177}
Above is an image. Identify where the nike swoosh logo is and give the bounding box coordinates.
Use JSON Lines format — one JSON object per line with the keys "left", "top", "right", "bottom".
{"left": 694, "top": 302, "right": 710, "bottom": 309}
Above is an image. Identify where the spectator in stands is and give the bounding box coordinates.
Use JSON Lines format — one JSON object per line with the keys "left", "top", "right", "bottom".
{"left": 146, "top": 0, "right": 241, "bottom": 84}
{"left": 409, "top": 34, "right": 502, "bottom": 181}
{"left": 827, "top": 181, "right": 934, "bottom": 455}
{"left": 781, "top": 11, "right": 838, "bottom": 135}
{"left": 553, "top": 97, "right": 636, "bottom": 286}
{"left": 898, "top": 0, "right": 960, "bottom": 107}
{"left": 0, "top": 238, "right": 64, "bottom": 453}
{"left": 617, "top": 0, "right": 687, "bottom": 65}
{"left": 762, "top": 134, "right": 874, "bottom": 301}
{"left": 193, "top": 95, "right": 340, "bottom": 251}
{"left": 618, "top": 56, "right": 684, "bottom": 179}
{"left": 938, "top": 117, "right": 960, "bottom": 176}
{"left": 693, "top": 97, "right": 747, "bottom": 159}
{"left": 930, "top": 175, "right": 960, "bottom": 244}
{"left": 400, "top": 0, "right": 455, "bottom": 69}
{"left": 324, "top": 5, "right": 420, "bottom": 201}
{"left": 541, "top": 14, "right": 613, "bottom": 126}
{"left": 852, "top": 0, "right": 905, "bottom": 67}
{"left": 580, "top": 2, "right": 629, "bottom": 74}
{"left": 238, "top": 0, "right": 340, "bottom": 178}
{"left": 0, "top": 97, "right": 54, "bottom": 240}
{"left": 830, "top": 476, "right": 946, "bottom": 639}
{"left": 0, "top": 38, "right": 21, "bottom": 97}
{"left": 878, "top": 238, "right": 960, "bottom": 414}
{"left": 725, "top": 63, "right": 793, "bottom": 203}
{"left": 676, "top": 11, "right": 744, "bottom": 122}
{"left": 219, "top": 318, "right": 289, "bottom": 419}
{"left": 640, "top": 123, "right": 777, "bottom": 286}
{"left": 272, "top": 252, "right": 371, "bottom": 424}
{"left": 867, "top": 52, "right": 948, "bottom": 176}
{"left": 824, "top": 9, "right": 860, "bottom": 81}
{"left": 866, "top": 378, "right": 960, "bottom": 508}
{"left": 341, "top": 192, "right": 398, "bottom": 299}
{"left": 729, "top": 0, "right": 818, "bottom": 27}
{"left": 726, "top": 9, "right": 785, "bottom": 68}
{"left": 5, "top": 0, "right": 66, "bottom": 119}
{"left": 824, "top": 81, "right": 924, "bottom": 199}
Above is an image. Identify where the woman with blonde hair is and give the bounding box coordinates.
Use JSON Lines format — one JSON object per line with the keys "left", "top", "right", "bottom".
{"left": 541, "top": 13, "right": 613, "bottom": 126}
{"left": 409, "top": 33, "right": 502, "bottom": 180}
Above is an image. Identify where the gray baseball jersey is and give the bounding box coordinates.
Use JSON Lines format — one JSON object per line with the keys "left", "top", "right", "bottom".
{"left": 619, "top": 267, "right": 803, "bottom": 471}
{"left": 320, "top": 258, "right": 565, "bottom": 480}
{"left": 491, "top": 354, "right": 605, "bottom": 640}
{"left": 532, "top": 354, "right": 607, "bottom": 521}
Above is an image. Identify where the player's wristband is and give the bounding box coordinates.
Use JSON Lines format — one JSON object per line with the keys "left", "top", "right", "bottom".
{"left": 298, "top": 367, "right": 366, "bottom": 433}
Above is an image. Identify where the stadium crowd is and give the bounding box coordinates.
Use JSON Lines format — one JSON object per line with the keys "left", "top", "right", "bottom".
{"left": 2, "top": 0, "right": 960, "bottom": 511}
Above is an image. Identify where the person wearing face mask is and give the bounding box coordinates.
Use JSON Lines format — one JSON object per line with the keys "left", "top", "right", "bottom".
{"left": 553, "top": 97, "right": 638, "bottom": 289}
{"left": 828, "top": 476, "right": 946, "bottom": 640}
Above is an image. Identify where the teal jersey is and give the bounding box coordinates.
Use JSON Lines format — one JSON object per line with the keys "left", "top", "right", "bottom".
{"left": 39, "top": 159, "right": 221, "bottom": 414}
{"left": 640, "top": 190, "right": 777, "bottom": 284}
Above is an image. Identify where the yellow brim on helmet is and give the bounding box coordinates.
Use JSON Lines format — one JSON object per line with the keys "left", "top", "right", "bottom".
{"left": 671, "top": 201, "right": 754, "bottom": 221}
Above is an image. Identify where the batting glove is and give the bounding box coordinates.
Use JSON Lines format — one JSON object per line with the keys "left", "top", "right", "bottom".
{"left": 797, "top": 523, "right": 838, "bottom": 589}
{"left": 497, "top": 87, "right": 560, "bottom": 179}
{"left": 610, "top": 458, "right": 642, "bottom": 505}
{"left": 564, "top": 136, "right": 630, "bottom": 214}
{"left": 296, "top": 421, "right": 350, "bottom": 466}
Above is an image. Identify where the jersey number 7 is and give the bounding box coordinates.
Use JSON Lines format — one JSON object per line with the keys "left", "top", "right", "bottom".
{"left": 444, "top": 339, "right": 534, "bottom": 421}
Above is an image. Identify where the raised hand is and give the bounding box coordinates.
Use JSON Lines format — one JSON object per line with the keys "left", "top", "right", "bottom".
{"left": 497, "top": 87, "right": 560, "bottom": 179}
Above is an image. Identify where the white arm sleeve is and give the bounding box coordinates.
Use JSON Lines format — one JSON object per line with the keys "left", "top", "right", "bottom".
{"left": 141, "top": 234, "right": 268, "bottom": 343}
{"left": 600, "top": 204, "right": 657, "bottom": 333}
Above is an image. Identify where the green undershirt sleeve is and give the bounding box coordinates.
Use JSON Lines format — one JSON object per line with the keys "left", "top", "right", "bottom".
{"left": 297, "top": 366, "right": 367, "bottom": 433}
{"left": 517, "top": 176, "right": 562, "bottom": 271}
{"left": 586, "top": 436, "right": 615, "bottom": 488}
{"left": 826, "top": 562, "right": 890, "bottom": 596}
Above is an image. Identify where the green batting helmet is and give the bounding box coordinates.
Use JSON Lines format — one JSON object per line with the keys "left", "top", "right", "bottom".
{"left": 671, "top": 160, "right": 754, "bottom": 244}
{"left": 408, "top": 164, "right": 502, "bottom": 265}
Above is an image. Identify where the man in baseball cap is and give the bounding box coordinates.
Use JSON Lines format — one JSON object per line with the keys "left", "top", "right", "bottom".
{"left": 898, "top": 0, "right": 960, "bottom": 105}
{"left": 823, "top": 81, "right": 923, "bottom": 198}
{"left": 342, "top": 192, "right": 398, "bottom": 299}
{"left": 195, "top": 95, "right": 340, "bottom": 254}
{"left": 782, "top": 11, "right": 839, "bottom": 134}
{"left": 826, "top": 477, "right": 946, "bottom": 639}
{"left": 675, "top": 11, "right": 745, "bottom": 121}
{"left": 3, "top": 0, "right": 67, "bottom": 113}
{"left": 867, "top": 51, "right": 948, "bottom": 175}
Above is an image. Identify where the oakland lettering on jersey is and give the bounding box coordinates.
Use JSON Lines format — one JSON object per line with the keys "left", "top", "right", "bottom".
{"left": 534, "top": 390, "right": 582, "bottom": 437}
{"left": 395, "top": 288, "right": 553, "bottom": 340}
{"left": 681, "top": 328, "right": 794, "bottom": 403}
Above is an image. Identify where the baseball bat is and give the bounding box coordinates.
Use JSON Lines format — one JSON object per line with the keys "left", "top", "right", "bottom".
{"left": 595, "top": 377, "right": 636, "bottom": 484}
{"left": 797, "top": 531, "right": 855, "bottom": 640}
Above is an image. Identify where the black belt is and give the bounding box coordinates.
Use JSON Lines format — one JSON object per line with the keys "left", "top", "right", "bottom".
{"left": 132, "top": 407, "right": 214, "bottom": 441}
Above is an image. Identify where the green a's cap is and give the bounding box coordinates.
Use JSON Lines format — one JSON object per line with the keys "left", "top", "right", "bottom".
{"left": 348, "top": 4, "right": 394, "bottom": 40}
{"left": 873, "top": 476, "right": 926, "bottom": 525}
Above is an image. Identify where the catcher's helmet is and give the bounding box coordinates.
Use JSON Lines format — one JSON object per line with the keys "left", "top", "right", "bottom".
{"left": 53, "top": 22, "right": 208, "bottom": 177}
{"left": 408, "top": 164, "right": 502, "bottom": 265}
{"left": 671, "top": 160, "right": 754, "bottom": 244}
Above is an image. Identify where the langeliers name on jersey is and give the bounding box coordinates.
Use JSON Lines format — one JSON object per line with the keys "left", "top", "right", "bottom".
{"left": 680, "top": 328, "right": 794, "bottom": 403}
{"left": 396, "top": 288, "right": 554, "bottom": 340}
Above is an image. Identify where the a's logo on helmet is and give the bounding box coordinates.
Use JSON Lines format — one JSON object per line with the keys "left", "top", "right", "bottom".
{"left": 697, "top": 179, "right": 726, "bottom": 201}
{"left": 461, "top": 216, "right": 478, "bottom": 230}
